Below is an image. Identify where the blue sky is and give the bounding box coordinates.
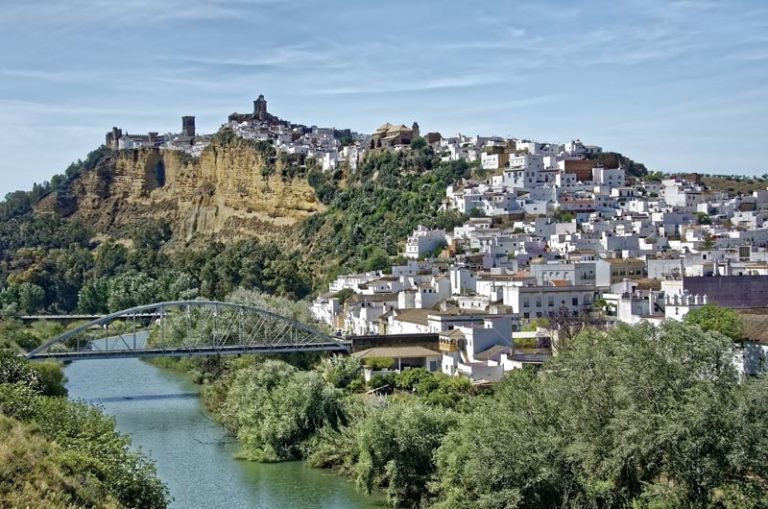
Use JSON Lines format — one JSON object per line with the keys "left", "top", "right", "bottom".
{"left": 0, "top": 0, "right": 767, "bottom": 196}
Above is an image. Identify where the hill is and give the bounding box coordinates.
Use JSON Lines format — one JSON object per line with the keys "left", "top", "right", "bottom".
{"left": 0, "top": 131, "right": 473, "bottom": 314}
{"left": 34, "top": 129, "right": 324, "bottom": 240}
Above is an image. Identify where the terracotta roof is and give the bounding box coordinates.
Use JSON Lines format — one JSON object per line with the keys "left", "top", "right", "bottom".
{"left": 392, "top": 309, "right": 431, "bottom": 326}
{"left": 633, "top": 279, "right": 662, "bottom": 291}
{"left": 440, "top": 328, "right": 466, "bottom": 340}
{"left": 353, "top": 346, "right": 441, "bottom": 359}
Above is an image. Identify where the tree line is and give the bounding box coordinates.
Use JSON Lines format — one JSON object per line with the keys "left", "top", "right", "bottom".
{"left": 160, "top": 312, "right": 768, "bottom": 509}
{"left": 0, "top": 216, "right": 313, "bottom": 316}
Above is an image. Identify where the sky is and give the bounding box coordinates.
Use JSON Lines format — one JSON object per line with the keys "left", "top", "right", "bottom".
{"left": 0, "top": 0, "right": 767, "bottom": 196}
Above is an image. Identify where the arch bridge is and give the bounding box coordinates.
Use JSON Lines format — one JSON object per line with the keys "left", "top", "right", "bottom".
{"left": 26, "top": 301, "right": 349, "bottom": 361}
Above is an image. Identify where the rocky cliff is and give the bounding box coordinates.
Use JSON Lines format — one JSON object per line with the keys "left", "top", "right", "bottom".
{"left": 36, "top": 134, "right": 324, "bottom": 241}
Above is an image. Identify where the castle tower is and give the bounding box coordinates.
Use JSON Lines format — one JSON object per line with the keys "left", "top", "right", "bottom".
{"left": 182, "top": 116, "right": 196, "bottom": 137}
{"left": 412, "top": 122, "right": 420, "bottom": 139}
{"left": 254, "top": 95, "right": 268, "bottom": 121}
{"left": 106, "top": 127, "right": 123, "bottom": 149}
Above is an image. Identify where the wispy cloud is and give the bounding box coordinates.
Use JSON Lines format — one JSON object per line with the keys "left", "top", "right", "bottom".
{"left": 311, "top": 75, "right": 505, "bottom": 96}
{"left": 452, "top": 95, "right": 565, "bottom": 115}
{"left": 176, "top": 45, "right": 350, "bottom": 71}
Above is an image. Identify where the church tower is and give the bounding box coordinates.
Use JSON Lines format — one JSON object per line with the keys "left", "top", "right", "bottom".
{"left": 412, "top": 121, "right": 420, "bottom": 139}
{"left": 254, "top": 95, "right": 268, "bottom": 121}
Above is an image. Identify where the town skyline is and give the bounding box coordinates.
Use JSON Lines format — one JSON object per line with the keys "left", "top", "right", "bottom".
{"left": 1, "top": 0, "right": 767, "bottom": 195}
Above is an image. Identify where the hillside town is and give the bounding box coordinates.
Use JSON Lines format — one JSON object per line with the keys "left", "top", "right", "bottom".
{"left": 312, "top": 175, "right": 768, "bottom": 384}
{"left": 103, "top": 96, "right": 768, "bottom": 386}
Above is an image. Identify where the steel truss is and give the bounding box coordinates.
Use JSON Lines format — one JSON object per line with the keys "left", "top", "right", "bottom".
{"left": 26, "top": 300, "right": 349, "bottom": 361}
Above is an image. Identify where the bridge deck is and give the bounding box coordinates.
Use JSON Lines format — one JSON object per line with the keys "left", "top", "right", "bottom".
{"left": 28, "top": 342, "right": 350, "bottom": 361}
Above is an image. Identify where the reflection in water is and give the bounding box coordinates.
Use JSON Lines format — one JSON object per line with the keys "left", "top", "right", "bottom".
{"left": 65, "top": 358, "right": 386, "bottom": 509}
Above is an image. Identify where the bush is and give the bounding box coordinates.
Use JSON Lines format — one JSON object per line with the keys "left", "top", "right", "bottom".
{"left": 364, "top": 356, "right": 394, "bottom": 370}
{"left": 368, "top": 373, "right": 396, "bottom": 393}
{"left": 0, "top": 379, "right": 168, "bottom": 508}
{"left": 355, "top": 399, "right": 457, "bottom": 508}
{"left": 214, "top": 359, "right": 344, "bottom": 462}
{"left": 317, "top": 355, "right": 362, "bottom": 390}
{"left": 395, "top": 367, "right": 433, "bottom": 391}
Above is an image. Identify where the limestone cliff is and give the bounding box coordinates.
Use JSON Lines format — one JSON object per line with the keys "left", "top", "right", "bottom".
{"left": 36, "top": 135, "right": 324, "bottom": 241}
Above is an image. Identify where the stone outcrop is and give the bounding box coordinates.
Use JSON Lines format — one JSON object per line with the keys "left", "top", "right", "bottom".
{"left": 36, "top": 135, "right": 324, "bottom": 241}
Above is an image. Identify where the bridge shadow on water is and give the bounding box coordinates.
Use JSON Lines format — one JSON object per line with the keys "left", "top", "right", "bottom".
{"left": 85, "top": 392, "right": 199, "bottom": 404}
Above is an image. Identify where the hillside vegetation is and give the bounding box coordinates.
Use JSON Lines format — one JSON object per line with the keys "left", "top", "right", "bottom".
{"left": 301, "top": 148, "right": 471, "bottom": 276}
{"left": 0, "top": 352, "right": 169, "bottom": 508}
{"left": 0, "top": 140, "right": 474, "bottom": 314}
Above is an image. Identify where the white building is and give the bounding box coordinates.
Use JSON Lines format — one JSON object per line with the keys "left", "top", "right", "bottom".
{"left": 404, "top": 225, "right": 447, "bottom": 259}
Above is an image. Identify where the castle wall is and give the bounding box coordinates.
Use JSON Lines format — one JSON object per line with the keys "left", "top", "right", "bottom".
{"left": 683, "top": 275, "right": 768, "bottom": 309}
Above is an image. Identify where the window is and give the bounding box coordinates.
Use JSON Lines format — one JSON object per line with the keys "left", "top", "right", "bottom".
{"left": 572, "top": 297, "right": 578, "bottom": 306}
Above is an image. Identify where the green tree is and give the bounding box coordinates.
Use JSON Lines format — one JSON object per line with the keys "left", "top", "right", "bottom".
{"left": 77, "top": 278, "right": 110, "bottom": 313}
{"left": 695, "top": 212, "right": 712, "bottom": 225}
{"left": 410, "top": 137, "right": 427, "bottom": 150}
{"left": 433, "top": 321, "right": 766, "bottom": 509}
{"left": 700, "top": 232, "right": 716, "bottom": 251}
{"left": 214, "top": 358, "right": 343, "bottom": 462}
{"left": 12, "top": 282, "right": 46, "bottom": 314}
{"left": 334, "top": 288, "right": 355, "bottom": 305}
{"left": 355, "top": 399, "right": 456, "bottom": 508}
{"left": 106, "top": 271, "right": 160, "bottom": 311}
{"left": 468, "top": 207, "right": 486, "bottom": 218}
{"left": 363, "top": 248, "right": 390, "bottom": 272}
{"left": 317, "top": 355, "right": 362, "bottom": 390}
{"left": 684, "top": 303, "right": 744, "bottom": 340}
{"left": 93, "top": 241, "right": 129, "bottom": 278}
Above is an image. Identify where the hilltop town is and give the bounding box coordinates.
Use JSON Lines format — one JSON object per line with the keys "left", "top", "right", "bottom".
{"left": 100, "top": 96, "right": 768, "bottom": 385}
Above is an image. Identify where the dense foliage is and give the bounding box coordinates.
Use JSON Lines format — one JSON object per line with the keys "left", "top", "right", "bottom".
{"left": 301, "top": 149, "right": 472, "bottom": 275}
{"left": 432, "top": 321, "right": 768, "bottom": 509}
{"left": 0, "top": 217, "right": 312, "bottom": 314}
{"left": 684, "top": 303, "right": 744, "bottom": 340}
{"left": 180, "top": 319, "right": 768, "bottom": 508}
{"left": 199, "top": 352, "right": 466, "bottom": 508}
{"left": 205, "top": 357, "right": 345, "bottom": 462}
{"left": 0, "top": 352, "right": 169, "bottom": 508}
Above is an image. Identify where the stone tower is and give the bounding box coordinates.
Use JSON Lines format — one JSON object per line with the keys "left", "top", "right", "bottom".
{"left": 182, "top": 116, "right": 196, "bottom": 137}
{"left": 254, "top": 95, "right": 268, "bottom": 121}
{"left": 412, "top": 121, "right": 420, "bottom": 139}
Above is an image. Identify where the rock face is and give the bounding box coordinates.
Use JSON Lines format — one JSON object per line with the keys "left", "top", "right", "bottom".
{"left": 36, "top": 136, "right": 324, "bottom": 240}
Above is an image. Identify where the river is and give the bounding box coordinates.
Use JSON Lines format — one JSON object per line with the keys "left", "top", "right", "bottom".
{"left": 65, "top": 356, "right": 387, "bottom": 509}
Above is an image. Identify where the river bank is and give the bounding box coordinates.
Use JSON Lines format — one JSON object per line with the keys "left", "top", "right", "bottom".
{"left": 64, "top": 356, "right": 387, "bottom": 509}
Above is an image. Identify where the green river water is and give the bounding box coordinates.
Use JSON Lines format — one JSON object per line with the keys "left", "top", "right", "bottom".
{"left": 65, "top": 357, "right": 387, "bottom": 509}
